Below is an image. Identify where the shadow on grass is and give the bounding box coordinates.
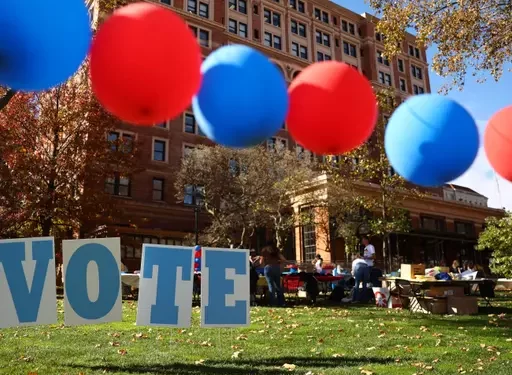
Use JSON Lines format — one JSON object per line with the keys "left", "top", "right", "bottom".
{"left": 70, "top": 356, "right": 397, "bottom": 374}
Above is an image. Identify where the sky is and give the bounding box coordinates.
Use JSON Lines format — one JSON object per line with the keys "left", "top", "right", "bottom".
{"left": 334, "top": 0, "right": 512, "bottom": 210}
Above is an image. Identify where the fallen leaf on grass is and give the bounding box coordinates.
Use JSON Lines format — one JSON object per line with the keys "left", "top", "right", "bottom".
{"left": 109, "top": 342, "right": 120, "bottom": 347}
{"left": 111, "top": 332, "right": 121, "bottom": 338}
{"left": 195, "top": 359, "right": 205, "bottom": 365}
{"left": 118, "top": 349, "right": 127, "bottom": 356}
{"left": 366, "top": 347, "right": 376, "bottom": 351}
{"left": 236, "top": 334, "right": 248, "bottom": 341}
{"left": 332, "top": 353, "right": 344, "bottom": 358}
{"left": 282, "top": 363, "right": 296, "bottom": 371}
{"left": 231, "top": 350, "right": 243, "bottom": 359}
{"left": 360, "top": 369, "right": 374, "bottom": 375}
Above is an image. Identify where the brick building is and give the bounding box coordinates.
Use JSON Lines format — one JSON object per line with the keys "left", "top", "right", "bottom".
{"left": 89, "top": 0, "right": 502, "bottom": 270}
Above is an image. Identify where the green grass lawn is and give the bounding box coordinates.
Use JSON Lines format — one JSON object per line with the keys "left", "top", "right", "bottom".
{"left": 1, "top": 293, "right": 512, "bottom": 375}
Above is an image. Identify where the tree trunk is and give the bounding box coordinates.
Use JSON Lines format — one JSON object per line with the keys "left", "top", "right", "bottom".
{"left": 41, "top": 217, "right": 52, "bottom": 237}
{"left": 0, "top": 89, "right": 16, "bottom": 111}
{"left": 382, "top": 236, "right": 388, "bottom": 273}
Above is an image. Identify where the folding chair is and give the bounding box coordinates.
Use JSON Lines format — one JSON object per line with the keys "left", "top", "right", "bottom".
{"left": 479, "top": 280, "right": 496, "bottom": 307}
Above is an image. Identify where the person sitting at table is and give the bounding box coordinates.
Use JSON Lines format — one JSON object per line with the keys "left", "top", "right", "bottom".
{"left": 313, "top": 254, "right": 324, "bottom": 274}
{"left": 466, "top": 261, "right": 476, "bottom": 272}
{"left": 260, "top": 241, "right": 286, "bottom": 307}
{"left": 352, "top": 254, "right": 370, "bottom": 303}
{"left": 250, "top": 249, "right": 261, "bottom": 267}
{"left": 450, "top": 260, "right": 462, "bottom": 273}
{"left": 121, "top": 261, "right": 128, "bottom": 273}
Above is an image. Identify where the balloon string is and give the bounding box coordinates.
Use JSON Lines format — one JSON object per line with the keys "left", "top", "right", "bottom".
{"left": 494, "top": 173, "right": 503, "bottom": 209}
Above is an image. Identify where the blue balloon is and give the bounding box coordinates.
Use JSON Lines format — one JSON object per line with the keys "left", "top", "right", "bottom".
{"left": 194, "top": 245, "right": 201, "bottom": 251}
{"left": 192, "top": 45, "right": 289, "bottom": 148}
{"left": 0, "top": 0, "right": 91, "bottom": 91}
{"left": 385, "top": 95, "right": 479, "bottom": 187}
{"left": 194, "top": 258, "right": 201, "bottom": 263}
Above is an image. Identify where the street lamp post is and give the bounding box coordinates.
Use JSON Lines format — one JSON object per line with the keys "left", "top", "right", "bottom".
{"left": 185, "top": 185, "right": 204, "bottom": 245}
{"left": 194, "top": 205, "right": 199, "bottom": 245}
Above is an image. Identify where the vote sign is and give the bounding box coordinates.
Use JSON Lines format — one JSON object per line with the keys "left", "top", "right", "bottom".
{"left": 0, "top": 237, "right": 250, "bottom": 329}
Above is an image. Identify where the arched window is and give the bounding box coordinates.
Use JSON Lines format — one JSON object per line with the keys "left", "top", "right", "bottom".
{"left": 292, "top": 70, "right": 301, "bottom": 79}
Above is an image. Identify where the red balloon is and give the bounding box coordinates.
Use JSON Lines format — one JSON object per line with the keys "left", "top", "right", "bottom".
{"left": 287, "top": 62, "right": 378, "bottom": 155}
{"left": 89, "top": 2, "right": 202, "bottom": 125}
{"left": 484, "top": 105, "right": 512, "bottom": 181}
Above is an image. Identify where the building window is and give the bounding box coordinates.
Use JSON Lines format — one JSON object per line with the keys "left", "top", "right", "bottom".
{"left": 379, "top": 71, "right": 392, "bottom": 86}
{"left": 315, "top": 30, "right": 331, "bottom": 47}
{"left": 348, "top": 23, "right": 355, "bottom": 35}
{"left": 316, "top": 51, "right": 331, "bottom": 61}
{"left": 153, "top": 139, "right": 167, "bottom": 162}
{"left": 421, "top": 216, "right": 444, "bottom": 231}
{"left": 189, "top": 25, "right": 210, "bottom": 47}
{"left": 267, "top": 137, "right": 287, "bottom": 151}
{"left": 264, "top": 8, "right": 281, "bottom": 27}
{"left": 105, "top": 175, "right": 131, "bottom": 197}
{"left": 187, "top": 1, "right": 209, "bottom": 18}
{"left": 409, "top": 45, "right": 421, "bottom": 58}
{"left": 296, "top": 145, "right": 314, "bottom": 162}
{"left": 398, "top": 59, "right": 404, "bottom": 72}
{"left": 291, "top": 19, "right": 306, "bottom": 37}
{"left": 108, "top": 131, "right": 133, "bottom": 153}
{"left": 228, "top": 19, "right": 248, "bottom": 38}
{"left": 314, "top": 8, "right": 329, "bottom": 24}
{"left": 184, "top": 185, "right": 204, "bottom": 206}
{"left": 155, "top": 121, "right": 168, "bottom": 129}
{"left": 376, "top": 50, "right": 389, "bottom": 66}
{"left": 160, "top": 0, "right": 171, "bottom": 5}
{"left": 152, "top": 178, "right": 165, "bottom": 201}
{"left": 184, "top": 113, "right": 196, "bottom": 134}
{"left": 399, "top": 78, "right": 406, "bottom": 92}
{"left": 376, "top": 32, "right": 382, "bottom": 41}
{"left": 229, "top": 0, "right": 247, "bottom": 14}
{"left": 413, "top": 84, "right": 425, "bottom": 94}
{"left": 411, "top": 65, "right": 423, "bottom": 79}
{"left": 264, "top": 32, "right": 281, "bottom": 50}
{"left": 343, "top": 41, "right": 357, "bottom": 57}
{"left": 455, "top": 221, "right": 474, "bottom": 235}
{"left": 183, "top": 144, "right": 196, "bottom": 158}
{"left": 291, "top": 42, "right": 308, "bottom": 59}
{"left": 289, "top": 0, "right": 305, "bottom": 13}
{"left": 301, "top": 207, "right": 317, "bottom": 262}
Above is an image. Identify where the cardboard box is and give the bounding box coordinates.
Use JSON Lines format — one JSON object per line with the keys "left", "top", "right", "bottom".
{"left": 447, "top": 296, "right": 479, "bottom": 315}
{"left": 409, "top": 297, "right": 447, "bottom": 315}
{"left": 401, "top": 264, "right": 425, "bottom": 279}
{"left": 426, "top": 286, "right": 465, "bottom": 298}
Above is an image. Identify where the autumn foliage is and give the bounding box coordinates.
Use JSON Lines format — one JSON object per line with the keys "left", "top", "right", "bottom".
{"left": 0, "top": 67, "right": 138, "bottom": 238}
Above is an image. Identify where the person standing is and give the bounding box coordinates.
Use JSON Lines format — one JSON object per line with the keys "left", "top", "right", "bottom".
{"left": 260, "top": 242, "right": 286, "bottom": 307}
{"left": 313, "top": 254, "right": 323, "bottom": 274}
{"left": 351, "top": 254, "right": 369, "bottom": 303}
{"left": 362, "top": 236, "right": 375, "bottom": 268}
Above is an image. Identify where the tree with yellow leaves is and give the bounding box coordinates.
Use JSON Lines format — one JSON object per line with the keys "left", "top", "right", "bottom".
{"left": 368, "top": 0, "right": 512, "bottom": 92}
